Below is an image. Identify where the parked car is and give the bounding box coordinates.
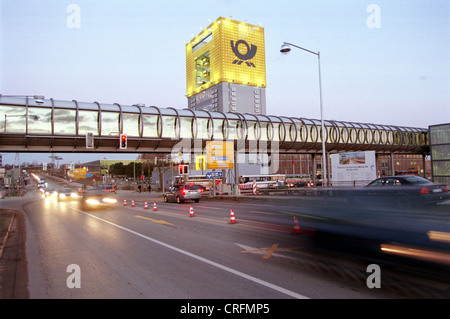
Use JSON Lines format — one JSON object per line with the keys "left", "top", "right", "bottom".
{"left": 363, "top": 175, "right": 449, "bottom": 208}
{"left": 79, "top": 190, "right": 118, "bottom": 210}
{"left": 163, "top": 183, "right": 203, "bottom": 204}
{"left": 57, "top": 187, "right": 79, "bottom": 202}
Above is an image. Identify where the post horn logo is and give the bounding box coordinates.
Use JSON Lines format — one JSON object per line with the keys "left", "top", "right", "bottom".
{"left": 231, "top": 40, "right": 257, "bottom": 67}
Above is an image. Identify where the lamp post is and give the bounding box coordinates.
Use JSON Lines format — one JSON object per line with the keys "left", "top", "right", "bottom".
{"left": 280, "top": 42, "right": 327, "bottom": 186}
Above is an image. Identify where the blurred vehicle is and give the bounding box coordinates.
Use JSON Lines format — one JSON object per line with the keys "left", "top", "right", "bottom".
{"left": 98, "top": 183, "right": 117, "bottom": 193}
{"left": 79, "top": 190, "right": 118, "bottom": 210}
{"left": 37, "top": 179, "right": 47, "bottom": 188}
{"left": 363, "top": 175, "right": 449, "bottom": 207}
{"left": 57, "top": 187, "right": 79, "bottom": 202}
{"left": 41, "top": 188, "right": 56, "bottom": 198}
{"left": 163, "top": 183, "right": 202, "bottom": 203}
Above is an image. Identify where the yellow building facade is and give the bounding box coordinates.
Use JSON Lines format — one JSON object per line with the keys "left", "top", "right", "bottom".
{"left": 186, "top": 17, "right": 266, "bottom": 114}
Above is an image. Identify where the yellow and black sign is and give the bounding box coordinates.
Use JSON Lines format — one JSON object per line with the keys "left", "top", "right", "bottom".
{"left": 186, "top": 17, "right": 266, "bottom": 98}
{"left": 206, "top": 141, "right": 234, "bottom": 169}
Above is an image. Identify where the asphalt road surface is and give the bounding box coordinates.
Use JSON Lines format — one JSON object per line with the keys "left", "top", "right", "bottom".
{"left": 2, "top": 184, "right": 450, "bottom": 300}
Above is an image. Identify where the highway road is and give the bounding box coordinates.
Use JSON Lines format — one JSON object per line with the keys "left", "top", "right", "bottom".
{"left": 2, "top": 181, "right": 450, "bottom": 300}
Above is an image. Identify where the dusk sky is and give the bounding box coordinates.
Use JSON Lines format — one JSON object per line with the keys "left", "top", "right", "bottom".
{"left": 1, "top": 0, "right": 448, "bottom": 165}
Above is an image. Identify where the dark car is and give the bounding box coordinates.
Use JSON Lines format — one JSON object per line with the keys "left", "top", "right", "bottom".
{"left": 79, "top": 190, "right": 118, "bottom": 210}
{"left": 363, "top": 175, "right": 449, "bottom": 208}
{"left": 57, "top": 187, "right": 79, "bottom": 202}
{"left": 163, "top": 183, "right": 203, "bottom": 204}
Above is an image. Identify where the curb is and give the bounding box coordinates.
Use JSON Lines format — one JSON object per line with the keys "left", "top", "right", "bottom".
{"left": 0, "top": 211, "right": 15, "bottom": 259}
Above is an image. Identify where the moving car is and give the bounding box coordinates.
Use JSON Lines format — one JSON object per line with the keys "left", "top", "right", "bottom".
{"left": 163, "top": 183, "right": 203, "bottom": 204}
{"left": 37, "top": 179, "right": 47, "bottom": 188}
{"left": 79, "top": 190, "right": 118, "bottom": 210}
{"left": 363, "top": 175, "right": 449, "bottom": 208}
{"left": 57, "top": 187, "right": 79, "bottom": 202}
{"left": 42, "top": 188, "right": 56, "bottom": 198}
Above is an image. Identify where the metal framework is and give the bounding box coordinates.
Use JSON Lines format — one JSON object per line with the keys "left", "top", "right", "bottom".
{"left": 0, "top": 95, "right": 429, "bottom": 154}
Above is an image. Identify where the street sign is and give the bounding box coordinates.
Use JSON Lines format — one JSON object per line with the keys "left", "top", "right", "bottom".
{"left": 206, "top": 171, "right": 223, "bottom": 179}
{"left": 206, "top": 141, "right": 234, "bottom": 169}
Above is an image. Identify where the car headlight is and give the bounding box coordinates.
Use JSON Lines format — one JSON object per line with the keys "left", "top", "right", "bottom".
{"left": 71, "top": 193, "right": 78, "bottom": 198}
{"left": 85, "top": 199, "right": 100, "bottom": 205}
{"left": 102, "top": 198, "right": 117, "bottom": 204}
{"left": 59, "top": 193, "right": 66, "bottom": 199}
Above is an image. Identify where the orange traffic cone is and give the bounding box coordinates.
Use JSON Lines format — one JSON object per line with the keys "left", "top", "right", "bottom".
{"left": 229, "top": 209, "right": 236, "bottom": 224}
{"left": 131, "top": 199, "right": 135, "bottom": 207}
{"left": 123, "top": 198, "right": 127, "bottom": 206}
{"left": 189, "top": 205, "right": 195, "bottom": 217}
{"left": 153, "top": 202, "right": 157, "bottom": 211}
{"left": 144, "top": 201, "right": 149, "bottom": 209}
{"left": 293, "top": 216, "right": 301, "bottom": 234}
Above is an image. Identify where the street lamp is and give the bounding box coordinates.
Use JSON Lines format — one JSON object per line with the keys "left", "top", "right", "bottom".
{"left": 280, "top": 42, "right": 327, "bottom": 186}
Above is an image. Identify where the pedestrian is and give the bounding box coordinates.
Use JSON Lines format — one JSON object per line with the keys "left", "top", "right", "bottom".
{"left": 148, "top": 184, "right": 151, "bottom": 193}
{"left": 137, "top": 184, "right": 141, "bottom": 193}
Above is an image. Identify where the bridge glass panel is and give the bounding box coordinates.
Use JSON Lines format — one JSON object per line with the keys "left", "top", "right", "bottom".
{"left": 54, "top": 109, "right": 76, "bottom": 135}
{"left": 1, "top": 105, "right": 26, "bottom": 133}
{"left": 161, "top": 115, "right": 176, "bottom": 138}
{"left": 78, "top": 110, "right": 98, "bottom": 135}
{"left": 122, "top": 112, "right": 140, "bottom": 137}
{"left": 142, "top": 114, "right": 159, "bottom": 137}
{"left": 247, "top": 121, "right": 257, "bottom": 141}
{"left": 260, "top": 122, "right": 268, "bottom": 141}
{"left": 101, "top": 111, "right": 120, "bottom": 136}
{"left": 180, "top": 117, "right": 194, "bottom": 139}
{"left": 213, "top": 119, "right": 224, "bottom": 140}
{"left": 28, "top": 107, "right": 51, "bottom": 134}
{"left": 227, "top": 120, "right": 239, "bottom": 140}
{"left": 198, "top": 117, "right": 212, "bottom": 139}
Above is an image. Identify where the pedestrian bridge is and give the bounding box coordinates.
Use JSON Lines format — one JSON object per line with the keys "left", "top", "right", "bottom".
{"left": 0, "top": 95, "right": 429, "bottom": 154}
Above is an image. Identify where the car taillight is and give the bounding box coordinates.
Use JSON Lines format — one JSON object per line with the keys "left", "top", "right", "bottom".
{"left": 199, "top": 188, "right": 202, "bottom": 193}
{"left": 182, "top": 189, "right": 186, "bottom": 195}
{"left": 420, "top": 188, "right": 430, "bottom": 194}
{"left": 445, "top": 186, "right": 448, "bottom": 192}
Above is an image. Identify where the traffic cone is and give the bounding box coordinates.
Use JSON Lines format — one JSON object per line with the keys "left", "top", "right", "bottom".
{"left": 123, "top": 198, "right": 127, "bottom": 206}
{"left": 229, "top": 209, "right": 236, "bottom": 224}
{"left": 144, "top": 201, "right": 149, "bottom": 209}
{"left": 293, "top": 216, "right": 301, "bottom": 234}
{"left": 189, "top": 205, "right": 195, "bottom": 217}
{"left": 153, "top": 202, "right": 157, "bottom": 211}
{"left": 131, "top": 199, "right": 135, "bottom": 207}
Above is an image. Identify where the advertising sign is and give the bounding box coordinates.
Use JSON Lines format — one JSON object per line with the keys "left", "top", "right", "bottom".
{"left": 186, "top": 17, "right": 266, "bottom": 98}
{"left": 331, "top": 151, "right": 376, "bottom": 186}
{"left": 69, "top": 168, "right": 87, "bottom": 179}
{"left": 206, "top": 141, "right": 234, "bottom": 169}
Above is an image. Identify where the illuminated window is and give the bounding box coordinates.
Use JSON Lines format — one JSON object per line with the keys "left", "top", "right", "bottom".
{"left": 195, "top": 51, "right": 210, "bottom": 87}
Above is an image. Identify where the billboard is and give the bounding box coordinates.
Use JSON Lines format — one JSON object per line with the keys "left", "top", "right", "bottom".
{"left": 331, "top": 151, "right": 377, "bottom": 186}
{"left": 206, "top": 141, "right": 234, "bottom": 169}
{"left": 186, "top": 17, "right": 266, "bottom": 98}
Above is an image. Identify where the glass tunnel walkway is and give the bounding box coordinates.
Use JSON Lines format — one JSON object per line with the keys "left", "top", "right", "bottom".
{"left": 0, "top": 95, "right": 429, "bottom": 155}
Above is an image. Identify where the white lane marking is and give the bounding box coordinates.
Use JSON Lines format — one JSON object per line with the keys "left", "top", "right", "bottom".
{"left": 72, "top": 208, "right": 309, "bottom": 299}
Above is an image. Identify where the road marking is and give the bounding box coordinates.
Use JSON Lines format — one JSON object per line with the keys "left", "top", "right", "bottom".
{"left": 72, "top": 208, "right": 309, "bottom": 299}
{"left": 237, "top": 243, "right": 301, "bottom": 259}
{"left": 135, "top": 215, "right": 174, "bottom": 227}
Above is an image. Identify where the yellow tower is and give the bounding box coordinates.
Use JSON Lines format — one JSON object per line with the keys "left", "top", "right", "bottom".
{"left": 186, "top": 17, "right": 266, "bottom": 114}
